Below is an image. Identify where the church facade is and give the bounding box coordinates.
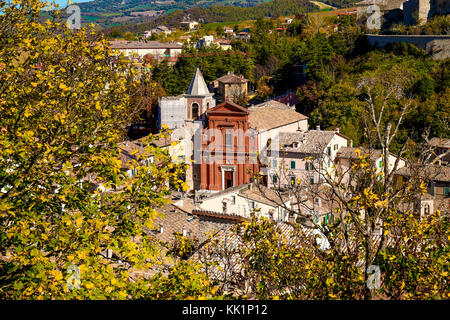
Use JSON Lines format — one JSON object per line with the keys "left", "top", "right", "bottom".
{"left": 194, "top": 101, "right": 259, "bottom": 192}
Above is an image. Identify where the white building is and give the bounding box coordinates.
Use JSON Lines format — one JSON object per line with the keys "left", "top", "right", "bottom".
{"left": 181, "top": 21, "right": 199, "bottom": 30}
{"left": 109, "top": 40, "right": 183, "bottom": 62}
{"left": 143, "top": 26, "right": 172, "bottom": 38}
{"left": 196, "top": 35, "right": 215, "bottom": 49}
{"left": 196, "top": 183, "right": 291, "bottom": 222}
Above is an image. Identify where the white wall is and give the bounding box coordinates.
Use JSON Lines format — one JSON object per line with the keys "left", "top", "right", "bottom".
{"left": 199, "top": 190, "right": 291, "bottom": 221}
{"left": 159, "top": 97, "right": 187, "bottom": 129}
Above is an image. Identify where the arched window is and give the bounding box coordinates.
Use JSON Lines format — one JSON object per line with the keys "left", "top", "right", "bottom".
{"left": 192, "top": 103, "right": 199, "bottom": 120}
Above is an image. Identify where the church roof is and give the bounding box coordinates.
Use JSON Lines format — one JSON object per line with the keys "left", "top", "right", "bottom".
{"left": 186, "top": 68, "right": 211, "bottom": 96}
{"left": 206, "top": 101, "right": 249, "bottom": 115}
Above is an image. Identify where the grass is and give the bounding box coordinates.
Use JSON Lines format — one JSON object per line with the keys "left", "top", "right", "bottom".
{"left": 310, "top": 1, "right": 337, "bottom": 10}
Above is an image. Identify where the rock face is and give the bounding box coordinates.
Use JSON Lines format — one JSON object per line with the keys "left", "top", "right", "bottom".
{"left": 426, "top": 39, "right": 450, "bottom": 60}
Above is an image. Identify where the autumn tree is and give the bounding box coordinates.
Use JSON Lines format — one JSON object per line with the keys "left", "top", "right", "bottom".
{"left": 0, "top": 0, "right": 215, "bottom": 300}
{"left": 198, "top": 70, "right": 449, "bottom": 300}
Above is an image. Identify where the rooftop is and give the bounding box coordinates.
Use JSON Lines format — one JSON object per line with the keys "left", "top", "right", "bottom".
{"left": 430, "top": 137, "right": 450, "bottom": 149}
{"left": 118, "top": 140, "right": 147, "bottom": 169}
{"left": 336, "top": 146, "right": 383, "bottom": 161}
{"left": 356, "top": 0, "right": 404, "bottom": 10}
{"left": 248, "top": 100, "right": 308, "bottom": 132}
{"left": 280, "top": 130, "right": 344, "bottom": 154}
{"left": 110, "top": 40, "right": 183, "bottom": 50}
{"left": 216, "top": 72, "right": 249, "bottom": 84}
{"left": 186, "top": 68, "right": 212, "bottom": 96}
{"left": 395, "top": 165, "right": 450, "bottom": 182}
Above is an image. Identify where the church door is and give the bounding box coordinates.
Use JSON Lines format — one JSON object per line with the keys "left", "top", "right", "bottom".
{"left": 224, "top": 171, "right": 233, "bottom": 189}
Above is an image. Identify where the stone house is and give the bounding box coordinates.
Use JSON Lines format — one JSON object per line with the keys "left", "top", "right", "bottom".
{"left": 269, "top": 127, "right": 349, "bottom": 188}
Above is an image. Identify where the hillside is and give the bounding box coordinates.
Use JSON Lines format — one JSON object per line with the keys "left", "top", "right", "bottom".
{"left": 75, "top": 0, "right": 357, "bottom": 29}
{"left": 105, "top": 0, "right": 319, "bottom": 33}
{"left": 77, "top": 0, "right": 271, "bottom": 28}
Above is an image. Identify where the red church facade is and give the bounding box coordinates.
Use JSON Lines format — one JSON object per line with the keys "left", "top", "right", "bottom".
{"left": 198, "top": 101, "right": 259, "bottom": 191}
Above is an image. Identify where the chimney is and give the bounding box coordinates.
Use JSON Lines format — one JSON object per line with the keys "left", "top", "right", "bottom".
{"left": 316, "top": 125, "right": 320, "bottom": 131}
{"left": 336, "top": 128, "right": 340, "bottom": 133}
{"left": 159, "top": 224, "right": 164, "bottom": 234}
{"left": 350, "top": 139, "right": 353, "bottom": 148}
{"left": 182, "top": 227, "right": 187, "bottom": 237}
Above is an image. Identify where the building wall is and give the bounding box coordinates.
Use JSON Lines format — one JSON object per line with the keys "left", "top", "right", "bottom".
{"left": 257, "top": 119, "right": 309, "bottom": 156}
{"left": 158, "top": 97, "right": 187, "bottom": 129}
{"left": 199, "top": 190, "right": 290, "bottom": 221}
{"left": 267, "top": 133, "right": 347, "bottom": 188}
{"left": 115, "top": 48, "right": 182, "bottom": 61}
{"left": 367, "top": 34, "right": 450, "bottom": 50}
{"left": 200, "top": 106, "right": 259, "bottom": 191}
{"left": 337, "top": 153, "right": 406, "bottom": 185}
{"left": 218, "top": 82, "right": 248, "bottom": 102}
{"left": 403, "top": 0, "right": 431, "bottom": 25}
{"left": 186, "top": 96, "right": 215, "bottom": 120}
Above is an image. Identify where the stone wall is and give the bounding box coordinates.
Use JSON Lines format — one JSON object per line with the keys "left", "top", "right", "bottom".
{"left": 366, "top": 35, "right": 450, "bottom": 59}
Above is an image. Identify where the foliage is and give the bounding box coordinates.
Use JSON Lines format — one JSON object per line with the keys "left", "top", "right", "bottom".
{"left": 0, "top": 0, "right": 206, "bottom": 300}
{"left": 116, "top": 0, "right": 318, "bottom": 34}
{"left": 152, "top": 46, "right": 254, "bottom": 96}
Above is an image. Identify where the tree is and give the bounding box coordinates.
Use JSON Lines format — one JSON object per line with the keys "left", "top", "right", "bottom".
{"left": 0, "top": 0, "right": 215, "bottom": 300}
{"left": 124, "top": 32, "right": 136, "bottom": 41}
{"left": 215, "top": 25, "right": 224, "bottom": 36}
{"left": 196, "top": 71, "right": 449, "bottom": 300}
{"left": 256, "top": 76, "right": 273, "bottom": 100}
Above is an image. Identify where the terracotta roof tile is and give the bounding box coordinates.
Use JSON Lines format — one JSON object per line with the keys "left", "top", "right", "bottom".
{"left": 216, "top": 73, "right": 249, "bottom": 84}
{"left": 248, "top": 100, "right": 308, "bottom": 131}
{"left": 280, "top": 130, "right": 340, "bottom": 154}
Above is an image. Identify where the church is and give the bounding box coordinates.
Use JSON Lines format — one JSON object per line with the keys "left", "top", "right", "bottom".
{"left": 158, "top": 69, "right": 258, "bottom": 193}
{"left": 158, "top": 68, "right": 216, "bottom": 130}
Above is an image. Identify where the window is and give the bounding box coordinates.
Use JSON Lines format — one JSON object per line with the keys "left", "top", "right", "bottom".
{"left": 290, "top": 161, "right": 296, "bottom": 169}
{"left": 273, "top": 159, "right": 278, "bottom": 168}
{"left": 192, "top": 103, "right": 199, "bottom": 120}
{"left": 225, "top": 133, "right": 232, "bottom": 146}
{"left": 290, "top": 176, "right": 296, "bottom": 185}
{"left": 231, "top": 195, "right": 236, "bottom": 205}
{"left": 310, "top": 177, "right": 314, "bottom": 184}
{"left": 334, "top": 144, "right": 338, "bottom": 151}
{"left": 445, "top": 187, "right": 450, "bottom": 196}
{"left": 424, "top": 204, "right": 430, "bottom": 215}
{"left": 272, "top": 175, "right": 278, "bottom": 184}
{"left": 249, "top": 201, "right": 255, "bottom": 210}
{"left": 306, "top": 162, "right": 314, "bottom": 171}
{"left": 267, "top": 139, "right": 272, "bottom": 156}
{"left": 328, "top": 159, "right": 331, "bottom": 168}
{"left": 327, "top": 147, "right": 331, "bottom": 156}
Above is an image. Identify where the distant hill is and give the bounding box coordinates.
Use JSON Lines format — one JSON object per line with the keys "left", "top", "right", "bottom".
{"left": 74, "top": 0, "right": 357, "bottom": 29}
{"left": 77, "top": 0, "right": 272, "bottom": 28}
{"left": 104, "top": 0, "right": 320, "bottom": 33}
